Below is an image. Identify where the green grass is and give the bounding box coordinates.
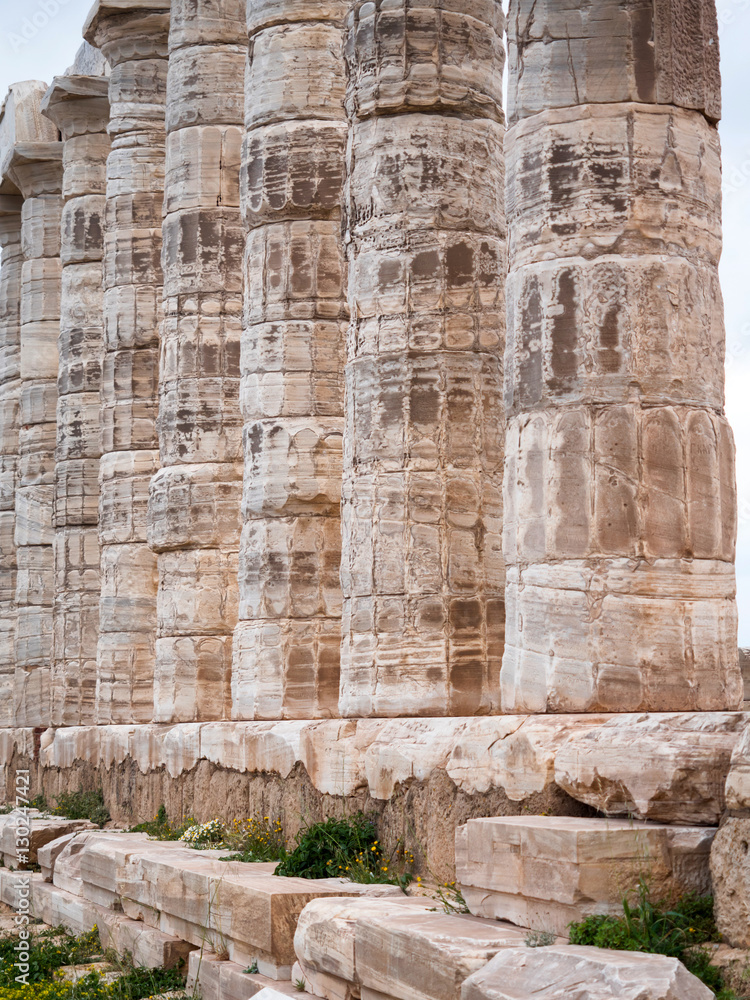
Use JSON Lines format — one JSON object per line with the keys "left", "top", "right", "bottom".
{"left": 568, "top": 884, "right": 737, "bottom": 998}
{"left": 0, "top": 924, "right": 187, "bottom": 999}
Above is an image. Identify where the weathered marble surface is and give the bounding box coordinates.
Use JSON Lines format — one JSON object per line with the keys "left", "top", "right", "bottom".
{"left": 0, "top": 199, "right": 22, "bottom": 726}
{"left": 711, "top": 818, "right": 750, "bottom": 948}
{"left": 42, "top": 73, "right": 110, "bottom": 727}
{"left": 456, "top": 816, "right": 714, "bottom": 935}
{"left": 295, "top": 896, "right": 529, "bottom": 1000}
{"left": 232, "top": 0, "right": 348, "bottom": 721}
{"left": 6, "top": 131, "right": 63, "bottom": 728}
{"left": 84, "top": 0, "right": 170, "bottom": 724}
{"left": 0, "top": 713, "right": 737, "bottom": 822}
{"left": 501, "top": 8, "right": 740, "bottom": 714}
{"left": 506, "top": 0, "right": 721, "bottom": 125}
{"left": 149, "top": 0, "right": 245, "bottom": 723}
{"left": 462, "top": 946, "right": 713, "bottom": 1000}
{"left": 338, "top": 0, "right": 507, "bottom": 718}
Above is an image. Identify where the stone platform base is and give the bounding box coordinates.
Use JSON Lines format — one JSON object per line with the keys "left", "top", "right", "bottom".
{"left": 0, "top": 712, "right": 747, "bottom": 876}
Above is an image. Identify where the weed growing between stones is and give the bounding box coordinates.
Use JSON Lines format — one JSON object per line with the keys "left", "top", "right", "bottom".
{"left": 568, "top": 882, "right": 740, "bottom": 999}
{"left": 50, "top": 790, "right": 110, "bottom": 828}
{"left": 129, "top": 806, "right": 196, "bottom": 841}
{"left": 0, "top": 924, "right": 187, "bottom": 999}
{"left": 275, "top": 813, "right": 414, "bottom": 889}
{"left": 219, "top": 817, "right": 287, "bottom": 862}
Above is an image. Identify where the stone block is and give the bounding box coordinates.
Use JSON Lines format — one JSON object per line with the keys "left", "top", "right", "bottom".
{"left": 555, "top": 712, "right": 749, "bottom": 824}
{"left": 456, "top": 816, "right": 715, "bottom": 937}
{"left": 295, "top": 896, "right": 529, "bottom": 1000}
{"left": 167, "top": 44, "right": 246, "bottom": 131}
{"left": 710, "top": 818, "right": 750, "bottom": 948}
{"left": 0, "top": 812, "right": 96, "bottom": 866}
{"left": 462, "top": 946, "right": 714, "bottom": 1000}
{"left": 148, "top": 462, "right": 242, "bottom": 552}
{"left": 344, "top": 0, "right": 505, "bottom": 121}
{"left": 506, "top": 0, "right": 721, "bottom": 125}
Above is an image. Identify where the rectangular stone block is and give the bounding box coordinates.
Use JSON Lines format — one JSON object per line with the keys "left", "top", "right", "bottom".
{"left": 456, "top": 816, "right": 716, "bottom": 936}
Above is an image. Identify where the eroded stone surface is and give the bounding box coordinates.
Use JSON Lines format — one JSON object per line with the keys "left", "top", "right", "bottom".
{"left": 41, "top": 73, "right": 109, "bottom": 727}
{"left": 84, "top": 1, "right": 170, "bottom": 724}
{"left": 457, "top": 816, "right": 714, "bottom": 936}
{"left": 462, "top": 946, "right": 714, "bottom": 1000}
{"left": 232, "top": 0, "right": 349, "bottom": 720}
{"left": 501, "top": 5, "right": 740, "bottom": 715}
{"left": 338, "top": 0, "right": 507, "bottom": 718}
{"left": 710, "top": 818, "right": 750, "bottom": 948}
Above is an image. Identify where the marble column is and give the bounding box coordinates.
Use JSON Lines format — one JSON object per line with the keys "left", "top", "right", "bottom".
{"left": 0, "top": 197, "right": 22, "bottom": 726}
{"left": 41, "top": 72, "right": 111, "bottom": 727}
{"left": 148, "top": 0, "right": 245, "bottom": 723}
{"left": 501, "top": 0, "right": 742, "bottom": 712}
{"left": 338, "top": 0, "right": 507, "bottom": 717}
{"left": 6, "top": 138, "right": 63, "bottom": 728}
{"left": 231, "top": 0, "right": 349, "bottom": 720}
{"left": 84, "top": 0, "right": 170, "bottom": 724}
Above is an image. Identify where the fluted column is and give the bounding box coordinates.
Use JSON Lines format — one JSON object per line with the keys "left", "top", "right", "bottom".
{"left": 7, "top": 141, "right": 63, "bottom": 728}
{"left": 148, "top": 0, "right": 245, "bottom": 723}
{"left": 231, "top": 0, "right": 349, "bottom": 720}
{"left": 0, "top": 198, "right": 22, "bottom": 726}
{"left": 84, "top": 1, "right": 170, "bottom": 724}
{"left": 41, "top": 74, "right": 111, "bottom": 727}
{"left": 338, "top": 0, "right": 507, "bottom": 717}
{"left": 502, "top": 0, "right": 742, "bottom": 712}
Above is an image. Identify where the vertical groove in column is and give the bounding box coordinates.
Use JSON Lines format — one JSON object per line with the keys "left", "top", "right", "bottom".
{"left": 85, "top": 1, "right": 170, "bottom": 724}
{"left": 6, "top": 136, "right": 63, "bottom": 729}
{"left": 148, "top": 0, "right": 246, "bottom": 723}
{"left": 338, "top": 0, "right": 507, "bottom": 718}
{"left": 42, "top": 72, "right": 111, "bottom": 727}
{"left": 502, "top": 0, "right": 742, "bottom": 713}
{"left": 0, "top": 197, "right": 22, "bottom": 726}
{"left": 231, "top": 0, "right": 349, "bottom": 720}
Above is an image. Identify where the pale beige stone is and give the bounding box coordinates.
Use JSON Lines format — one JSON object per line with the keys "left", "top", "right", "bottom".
{"left": 150, "top": 0, "right": 245, "bottom": 724}
{"left": 462, "top": 946, "right": 714, "bottom": 1000}
{"left": 555, "top": 712, "right": 749, "bottom": 824}
{"left": 710, "top": 818, "right": 750, "bottom": 949}
{"left": 295, "top": 896, "right": 529, "bottom": 1000}
{"left": 506, "top": 0, "right": 721, "bottom": 125}
{"left": 234, "top": 0, "right": 347, "bottom": 721}
{"left": 502, "top": 10, "right": 740, "bottom": 714}
{"left": 339, "top": 0, "right": 507, "bottom": 718}
{"left": 84, "top": 0, "right": 170, "bottom": 727}
{"left": 456, "top": 816, "right": 714, "bottom": 936}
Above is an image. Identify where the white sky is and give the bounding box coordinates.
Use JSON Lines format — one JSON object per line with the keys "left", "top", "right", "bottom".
{"left": 0, "top": 0, "right": 749, "bottom": 641}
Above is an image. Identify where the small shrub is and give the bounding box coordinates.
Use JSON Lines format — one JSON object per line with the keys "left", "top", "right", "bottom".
{"left": 51, "top": 790, "right": 109, "bottom": 828}
{"left": 275, "top": 814, "right": 413, "bottom": 889}
{"left": 220, "top": 816, "right": 287, "bottom": 863}
{"left": 129, "top": 805, "right": 195, "bottom": 841}
{"left": 178, "top": 819, "right": 226, "bottom": 846}
{"left": 107, "top": 965, "right": 185, "bottom": 999}
{"left": 568, "top": 883, "right": 736, "bottom": 997}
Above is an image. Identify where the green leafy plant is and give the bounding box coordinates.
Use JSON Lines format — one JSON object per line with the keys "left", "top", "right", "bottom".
{"left": 294, "top": 977, "right": 306, "bottom": 991}
{"left": 219, "top": 816, "right": 287, "bottom": 863}
{"left": 275, "top": 814, "right": 413, "bottom": 890}
{"left": 568, "top": 883, "right": 737, "bottom": 997}
{"left": 0, "top": 926, "right": 101, "bottom": 987}
{"left": 129, "top": 805, "right": 196, "bottom": 842}
{"left": 51, "top": 790, "right": 109, "bottom": 828}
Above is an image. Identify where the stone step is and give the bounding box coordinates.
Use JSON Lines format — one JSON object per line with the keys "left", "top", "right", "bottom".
{"left": 0, "top": 868, "right": 193, "bottom": 969}
{"left": 461, "top": 945, "right": 713, "bottom": 1000}
{"left": 34, "top": 829, "right": 403, "bottom": 980}
{"left": 456, "top": 816, "right": 715, "bottom": 937}
{"left": 186, "top": 950, "right": 300, "bottom": 1000}
{"left": 0, "top": 810, "right": 96, "bottom": 866}
{"left": 293, "top": 896, "right": 539, "bottom": 1000}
